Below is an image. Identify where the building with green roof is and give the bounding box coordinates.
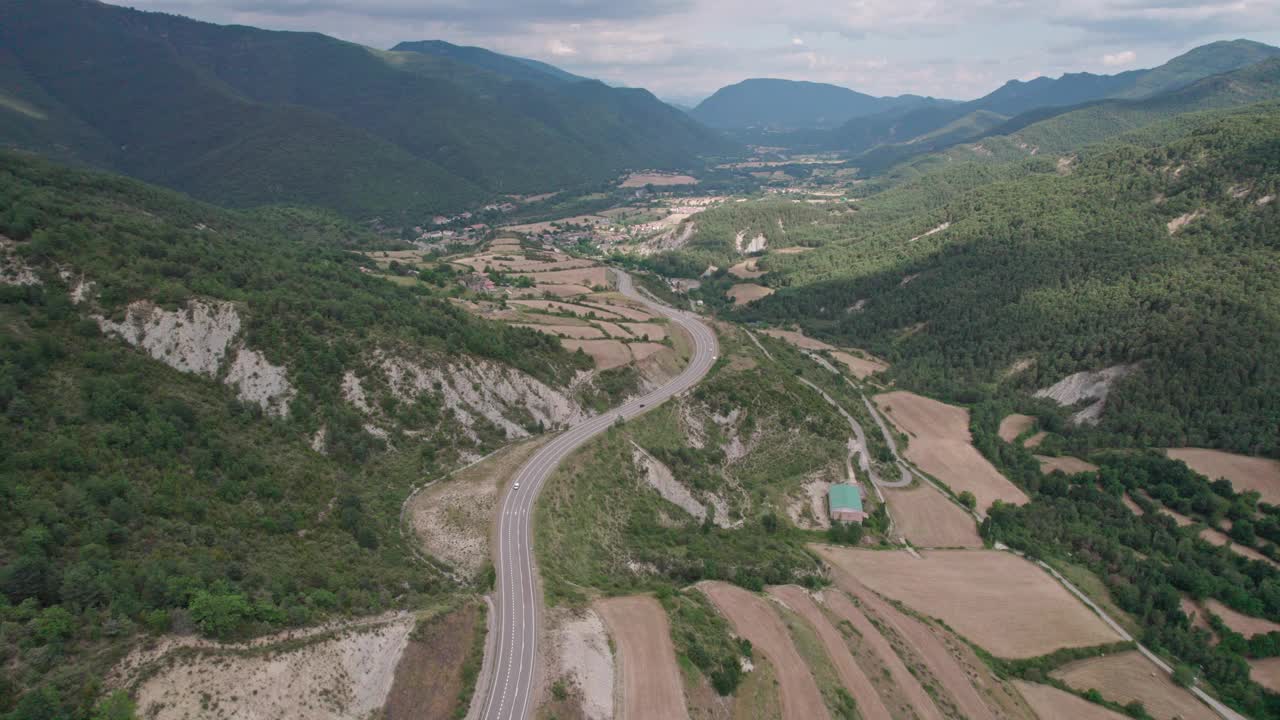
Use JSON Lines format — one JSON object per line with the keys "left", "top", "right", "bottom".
{"left": 828, "top": 483, "right": 866, "bottom": 523}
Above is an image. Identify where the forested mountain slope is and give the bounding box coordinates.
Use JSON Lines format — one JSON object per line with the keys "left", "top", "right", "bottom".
{"left": 821, "top": 39, "right": 1280, "bottom": 156}
{"left": 0, "top": 152, "right": 599, "bottom": 717}
{"left": 689, "top": 78, "right": 936, "bottom": 129}
{"left": 737, "top": 107, "right": 1280, "bottom": 455}
{"left": 0, "top": 0, "right": 731, "bottom": 220}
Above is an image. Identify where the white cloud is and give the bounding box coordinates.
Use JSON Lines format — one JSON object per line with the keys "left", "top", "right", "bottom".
{"left": 1102, "top": 49, "right": 1137, "bottom": 66}
{"left": 547, "top": 38, "right": 577, "bottom": 56}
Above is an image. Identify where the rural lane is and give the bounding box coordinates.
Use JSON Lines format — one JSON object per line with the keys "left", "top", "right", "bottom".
{"left": 477, "top": 270, "right": 720, "bottom": 720}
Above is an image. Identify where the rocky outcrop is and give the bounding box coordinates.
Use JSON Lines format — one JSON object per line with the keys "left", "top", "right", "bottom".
{"left": 379, "top": 354, "right": 587, "bottom": 441}
{"left": 95, "top": 298, "right": 295, "bottom": 417}
{"left": 1035, "top": 364, "right": 1136, "bottom": 425}
{"left": 0, "top": 235, "right": 41, "bottom": 286}
{"left": 97, "top": 299, "right": 241, "bottom": 377}
{"left": 225, "top": 345, "right": 296, "bottom": 417}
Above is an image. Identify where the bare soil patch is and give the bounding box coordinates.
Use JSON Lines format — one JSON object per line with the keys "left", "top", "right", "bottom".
{"left": 408, "top": 438, "right": 547, "bottom": 577}
{"left": 883, "top": 484, "right": 983, "bottom": 548}
{"left": 767, "top": 586, "right": 891, "bottom": 720}
{"left": 384, "top": 605, "right": 482, "bottom": 719}
{"left": 547, "top": 609, "right": 615, "bottom": 720}
{"left": 1251, "top": 657, "right": 1280, "bottom": 693}
{"left": 579, "top": 298, "right": 655, "bottom": 322}
{"left": 1204, "top": 598, "right": 1280, "bottom": 636}
{"left": 818, "top": 589, "right": 944, "bottom": 720}
{"left": 531, "top": 283, "right": 593, "bottom": 298}
{"left": 873, "top": 391, "right": 1028, "bottom": 511}
{"left": 1035, "top": 455, "right": 1098, "bottom": 474}
{"left": 1012, "top": 680, "right": 1127, "bottom": 720}
{"left": 1051, "top": 651, "right": 1215, "bottom": 720}
{"left": 511, "top": 300, "right": 623, "bottom": 319}
{"left": 595, "top": 596, "right": 689, "bottom": 720}
{"left": 998, "top": 414, "right": 1035, "bottom": 443}
{"left": 1022, "top": 431, "right": 1047, "bottom": 448}
{"left": 1166, "top": 448, "right": 1280, "bottom": 504}
{"left": 726, "top": 283, "right": 774, "bottom": 305}
{"left": 563, "top": 339, "right": 632, "bottom": 369}
{"left": 759, "top": 329, "right": 889, "bottom": 378}
{"left": 728, "top": 259, "right": 766, "bottom": 279}
{"left": 514, "top": 323, "right": 605, "bottom": 339}
{"left": 815, "top": 547, "right": 1122, "bottom": 658}
{"left": 620, "top": 322, "right": 668, "bottom": 341}
{"left": 592, "top": 321, "right": 632, "bottom": 338}
{"left": 773, "top": 246, "right": 813, "bottom": 254}
{"left": 829, "top": 351, "right": 887, "bottom": 379}
{"left": 700, "top": 582, "right": 829, "bottom": 720}
{"left": 526, "top": 267, "right": 609, "bottom": 287}
{"left": 838, "top": 578, "right": 997, "bottom": 720}
{"left": 133, "top": 614, "right": 415, "bottom": 720}
{"left": 621, "top": 172, "right": 698, "bottom": 188}
{"left": 1198, "top": 527, "right": 1279, "bottom": 567}
{"left": 1181, "top": 596, "right": 1214, "bottom": 635}
{"left": 628, "top": 342, "right": 668, "bottom": 364}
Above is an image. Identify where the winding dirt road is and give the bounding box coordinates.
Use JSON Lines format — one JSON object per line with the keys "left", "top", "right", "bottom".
{"left": 477, "top": 271, "right": 719, "bottom": 720}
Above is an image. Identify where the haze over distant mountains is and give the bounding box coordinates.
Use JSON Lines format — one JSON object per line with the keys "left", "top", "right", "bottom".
{"left": 692, "top": 39, "right": 1280, "bottom": 144}
{"left": 689, "top": 78, "right": 945, "bottom": 130}
{"left": 0, "top": 0, "right": 730, "bottom": 219}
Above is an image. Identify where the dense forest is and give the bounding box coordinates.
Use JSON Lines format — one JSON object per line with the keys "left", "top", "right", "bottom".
{"left": 0, "top": 152, "right": 589, "bottom": 719}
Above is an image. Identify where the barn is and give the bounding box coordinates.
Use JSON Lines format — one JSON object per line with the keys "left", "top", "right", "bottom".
{"left": 828, "top": 483, "right": 867, "bottom": 524}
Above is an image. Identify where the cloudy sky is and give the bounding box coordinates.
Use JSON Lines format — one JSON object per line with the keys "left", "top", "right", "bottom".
{"left": 109, "top": 0, "right": 1280, "bottom": 103}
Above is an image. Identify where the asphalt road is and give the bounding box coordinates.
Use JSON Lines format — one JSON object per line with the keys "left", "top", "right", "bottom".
{"left": 478, "top": 270, "right": 719, "bottom": 720}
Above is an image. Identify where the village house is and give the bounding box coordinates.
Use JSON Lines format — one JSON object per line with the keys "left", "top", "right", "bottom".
{"left": 828, "top": 483, "right": 867, "bottom": 524}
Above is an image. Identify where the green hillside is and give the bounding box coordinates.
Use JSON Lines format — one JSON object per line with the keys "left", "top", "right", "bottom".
{"left": 0, "top": 0, "right": 731, "bottom": 221}
{"left": 734, "top": 105, "right": 1280, "bottom": 455}
{"left": 0, "top": 152, "right": 594, "bottom": 717}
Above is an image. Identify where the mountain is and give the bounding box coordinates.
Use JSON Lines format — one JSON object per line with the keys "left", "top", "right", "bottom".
{"left": 690, "top": 78, "right": 940, "bottom": 130}
{"left": 825, "top": 38, "right": 1280, "bottom": 155}
{"left": 389, "top": 39, "right": 593, "bottom": 88}
{"left": 0, "top": 0, "right": 731, "bottom": 221}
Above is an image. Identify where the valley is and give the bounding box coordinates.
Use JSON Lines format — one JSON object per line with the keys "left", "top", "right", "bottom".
{"left": 3, "top": 3, "right": 1280, "bottom": 720}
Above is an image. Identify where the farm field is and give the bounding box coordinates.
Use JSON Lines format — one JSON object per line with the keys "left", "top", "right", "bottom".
{"left": 758, "top": 328, "right": 888, "bottom": 378}
{"left": 766, "top": 585, "right": 891, "bottom": 720}
{"left": 882, "top": 483, "right": 983, "bottom": 548}
{"left": 699, "top": 582, "right": 830, "bottom": 720}
{"left": 837, "top": 575, "right": 1003, "bottom": 720}
{"left": 817, "top": 589, "right": 944, "bottom": 720}
{"left": 595, "top": 596, "right": 689, "bottom": 720}
{"left": 1050, "top": 651, "right": 1216, "bottom": 720}
{"left": 814, "top": 546, "right": 1123, "bottom": 658}
{"left": 873, "top": 391, "right": 1028, "bottom": 511}
{"left": 726, "top": 283, "right": 775, "bottom": 305}
{"left": 1035, "top": 455, "right": 1099, "bottom": 474}
{"left": 1203, "top": 598, "right": 1280, "bottom": 636}
{"left": 620, "top": 172, "right": 698, "bottom": 187}
{"left": 1012, "top": 681, "right": 1128, "bottom": 720}
{"left": 1250, "top": 657, "right": 1280, "bottom": 693}
{"left": 997, "top": 414, "right": 1034, "bottom": 443}
{"left": 1166, "top": 448, "right": 1280, "bottom": 504}
{"left": 1198, "top": 527, "right": 1279, "bottom": 567}
{"left": 729, "top": 258, "right": 766, "bottom": 279}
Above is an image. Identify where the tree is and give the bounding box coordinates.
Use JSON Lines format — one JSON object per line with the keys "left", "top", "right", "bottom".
{"left": 958, "top": 491, "right": 977, "bottom": 510}
{"left": 1172, "top": 663, "right": 1196, "bottom": 687}
{"left": 188, "top": 591, "right": 252, "bottom": 639}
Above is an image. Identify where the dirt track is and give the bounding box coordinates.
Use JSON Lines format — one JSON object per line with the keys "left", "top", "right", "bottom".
{"left": 766, "top": 586, "right": 890, "bottom": 720}
{"left": 595, "top": 596, "right": 689, "bottom": 720}
{"left": 700, "top": 582, "right": 830, "bottom": 720}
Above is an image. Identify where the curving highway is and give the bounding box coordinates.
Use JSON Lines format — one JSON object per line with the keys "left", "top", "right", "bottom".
{"left": 478, "top": 270, "right": 719, "bottom": 720}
